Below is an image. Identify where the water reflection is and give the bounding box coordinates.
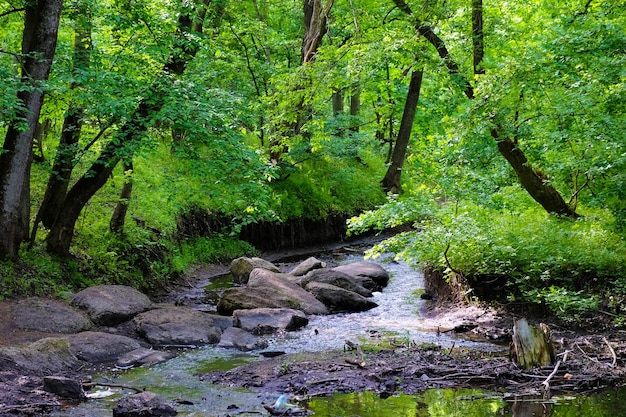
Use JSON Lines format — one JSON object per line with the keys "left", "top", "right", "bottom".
{"left": 305, "top": 388, "right": 626, "bottom": 417}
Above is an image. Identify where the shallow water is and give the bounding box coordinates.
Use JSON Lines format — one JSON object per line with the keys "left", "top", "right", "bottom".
{"left": 51, "top": 250, "right": 623, "bottom": 416}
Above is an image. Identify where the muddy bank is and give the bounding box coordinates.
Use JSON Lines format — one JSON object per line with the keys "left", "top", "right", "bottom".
{"left": 204, "top": 318, "right": 626, "bottom": 400}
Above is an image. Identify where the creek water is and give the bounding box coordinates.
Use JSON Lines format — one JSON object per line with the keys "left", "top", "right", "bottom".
{"left": 51, "top": 249, "right": 624, "bottom": 416}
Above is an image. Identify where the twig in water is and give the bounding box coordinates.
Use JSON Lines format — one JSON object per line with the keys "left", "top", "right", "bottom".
{"left": 541, "top": 360, "right": 562, "bottom": 398}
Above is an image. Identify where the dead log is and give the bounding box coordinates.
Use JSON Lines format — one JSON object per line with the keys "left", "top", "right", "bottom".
{"left": 510, "top": 318, "right": 555, "bottom": 369}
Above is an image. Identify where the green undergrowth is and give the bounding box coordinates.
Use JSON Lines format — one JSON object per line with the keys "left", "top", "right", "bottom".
{"left": 352, "top": 191, "right": 626, "bottom": 323}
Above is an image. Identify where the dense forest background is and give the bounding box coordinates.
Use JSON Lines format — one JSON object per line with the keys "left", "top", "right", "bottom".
{"left": 0, "top": 0, "right": 624, "bottom": 322}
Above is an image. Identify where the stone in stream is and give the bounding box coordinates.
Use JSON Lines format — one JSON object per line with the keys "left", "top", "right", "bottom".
{"left": 300, "top": 268, "right": 373, "bottom": 297}
{"left": 230, "top": 257, "right": 281, "bottom": 284}
{"left": 12, "top": 297, "right": 93, "bottom": 333}
{"left": 289, "top": 256, "right": 326, "bottom": 276}
{"left": 132, "top": 306, "right": 223, "bottom": 346}
{"left": 68, "top": 331, "right": 142, "bottom": 363}
{"left": 333, "top": 261, "right": 390, "bottom": 292}
{"left": 304, "top": 282, "right": 378, "bottom": 313}
{"left": 113, "top": 391, "right": 177, "bottom": 417}
{"left": 116, "top": 348, "right": 175, "bottom": 368}
{"left": 0, "top": 337, "right": 81, "bottom": 375}
{"left": 43, "top": 376, "right": 86, "bottom": 400}
{"left": 70, "top": 285, "right": 153, "bottom": 326}
{"left": 217, "top": 327, "right": 269, "bottom": 351}
{"left": 218, "top": 269, "right": 329, "bottom": 315}
{"left": 233, "top": 308, "right": 309, "bottom": 334}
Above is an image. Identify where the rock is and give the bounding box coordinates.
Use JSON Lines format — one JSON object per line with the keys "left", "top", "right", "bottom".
{"left": 116, "top": 348, "right": 175, "bottom": 369}
{"left": 233, "top": 308, "right": 309, "bottom": 334}
{"left": 68, "top": 331, "right": 142, "bottom": 363}
{"left": 230, "top": 257, "right": 280, "bottom": 284}
{"left": 43, "top": 376, "right": 85, "bottom": 400}
{"left": 0, "top": 337, "right": 81, "bottom": 375}
{"left": 113, "top": 391, "right": 177, "bottom": 417}
{"left": 218, "top": 287, "right": 289, "bottom": 315}
{"left": 217, "top": 327, "right": 269, "bottom": 351}
{"left": 70, "top": 285, "right": 153, "bottom": 326}
{"left": 133, "top": 306, "right": 222, "bottom": 346}
{"left": 289, "top": 257, "right": 326, "bottom": 276}
{"left": 302, "top": 269, "right": 373, "bottom": 297}
{"left": 333, "top": 262, "right": 390, "bottom": 291}
{"left": 305, "top": 282, "right": 378, "bottom": 313}
{"left": 12, "top": 297, "right": 93, "bottom": 333}
{"left": 247, "top": 268, "right": 329, "bottom": 315}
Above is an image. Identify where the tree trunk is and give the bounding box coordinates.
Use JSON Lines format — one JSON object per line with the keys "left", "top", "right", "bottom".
{"left": 45, "top": 0, "right": 213, "bottom": 256}
{"left": 332, "top": 89, "right": 344, "bottom": 115}
{"left": 381, "top": 70, "right": 423, "bottom": 193}
{"left": 472, "top": 0, "right": 485, "bottom": 76}
{"left": 493, "top": 131, "right": 578, "bottom": 216}
{"left": 110, "top": 161, "right": 134, "bottom": 233}
{"left": 510, "top": 318, "right": 555, "bottom": 369}
{"left": 37, "top": 5, "right": 92, "bottom": 230}
{"left": 0, "top": 0, "right": 63, "bottom": 260}
{"left": 302, "top": 0, "right": 333, "bottom": 63}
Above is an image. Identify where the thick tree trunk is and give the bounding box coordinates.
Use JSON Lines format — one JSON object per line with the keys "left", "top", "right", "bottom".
{"left": 0, "top": 0, "right": 63, "bottom": 259}
{"left": 381, "top": 70, "right": 423, "bottom": 193}
{"left": 302, "top": 0, "right": 333, "bottom": 63}
{"left": 45, "top": 1, "right": 213, "bottom": 256}
{"left": 37, "top": 6, "right": 92, "bottom": 229}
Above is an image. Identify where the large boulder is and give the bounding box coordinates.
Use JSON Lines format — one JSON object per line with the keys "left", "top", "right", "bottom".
{"left": 333, "top": 262, "right": 390, "bottom": 291}
{"left": 12, "top": 297, "right": 92, "bottom": 333}
{"left": 113, "top": 391, "right": 177, "bottom": 417}
{"left": 230, "top": 257, "right": 280, "bottom": 284}
{"left": 132, "top": 306, "right": 222, "bottom": 346}
{"left": 70, "top": 285, "right": 153, "bottom": 326}
{"left": 233, "top": 308, "right": 309, "bottom": 334}
{"left": 68, "top": 331, "right": 142, "bottom": 363}
{"left": 247, "top": 268, "right": 329, "bottom": 315}
{"left": 302, "top": 269, "right": 373, "bottom": 297}
{"left": 289, "top": 257, "right": 326, "bottom": 276}
{"left": 0, "top": 337, "right": 81, "bottom": 375}
{"left": 305, "top": 282, "right": 378, "bottom": 313}
{"left": 217, "top": 327, "right": 269, "bottom": 351}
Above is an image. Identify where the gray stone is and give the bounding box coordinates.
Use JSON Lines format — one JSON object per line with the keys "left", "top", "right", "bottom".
{"left": 68, "top": 331, "right": 141, "bottom": 363}
{"left": 289, "top": 257, "right": 326, "bottom": 276}
{"left": 302, "top": 269, "right": 373, "bottom": 297}
{"left": 233, "top": 308, "right": 309, "bottom": 334}
{"left": 217, "top": 327, "right": 269, "bottom": 351}
{"left": 0, "top": 337, "right": 81, "bottom": 375}
{"left": 43, "top": 376, "right": 85, "bottom": 400}
{"left": 12, "top": 297, "right": 93, "bottom": 333}
{"left": 247, "top": 268, "right": 329, "bottom": 315}
{"left": 333, "top": 262, "right": 390, "bottom": 291}
{"left": 70, "top": 285, "right": 153, "bottom": 326}
{"left": 230, "top": 257, "right": 280, "bottom": 284}
{"left": 305, "top": 281, "right": 379, "bottom": 313}
{"left": 113, "top": 391, "right": 177, "bottom": 417}
{"left": 133, "top": 306, "right": 222, "bottom": 346}
{"left": 116, "top": 348, "right": 175, "bottom": 368}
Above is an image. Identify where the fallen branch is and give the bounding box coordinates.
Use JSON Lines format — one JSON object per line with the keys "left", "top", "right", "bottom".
{"left": 603, "top": 337, "right": 617, "bottom": 368}
{"left": 541, "top": 360, "right": 562, "bottom": 396}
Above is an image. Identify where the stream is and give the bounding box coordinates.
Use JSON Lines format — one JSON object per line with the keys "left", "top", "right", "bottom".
{"left": 51, "top": 248, "right": 625, "bottom": 416}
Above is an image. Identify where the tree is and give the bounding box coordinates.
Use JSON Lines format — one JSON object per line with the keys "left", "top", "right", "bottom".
{"left": 391, "top": 0, "right": 577, "bottom": 217}
{"left": 0, "top": 0, "right": 63, "bottom": 260}
{"left": 44, "top": 0, "right": 220, "bottom": 255}
{"left": 381, "top": 69, "right": 423, "bottom": 193}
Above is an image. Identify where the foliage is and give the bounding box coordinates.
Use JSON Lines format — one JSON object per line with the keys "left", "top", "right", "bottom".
{"left": 359, "top": 189, "right": 626, "bottom": 319}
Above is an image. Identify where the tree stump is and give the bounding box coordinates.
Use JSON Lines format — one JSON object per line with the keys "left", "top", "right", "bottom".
{"left": 510, "top": 318, "right": 555, "bottom": 369}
